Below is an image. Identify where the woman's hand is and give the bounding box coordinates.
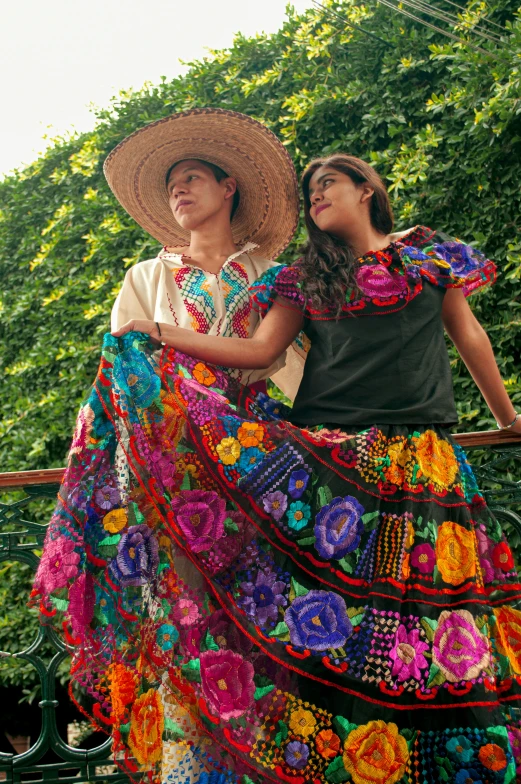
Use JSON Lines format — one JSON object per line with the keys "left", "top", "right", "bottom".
{"left": 111, "top": 320, "right": 162, "bottom": 341}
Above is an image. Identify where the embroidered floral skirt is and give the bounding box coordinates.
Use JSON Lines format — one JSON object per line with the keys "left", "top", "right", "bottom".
{"left": 32, "top": 333, "right": 521, "bottom": 784}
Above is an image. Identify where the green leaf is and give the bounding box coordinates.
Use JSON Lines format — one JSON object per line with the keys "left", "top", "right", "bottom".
{"left": 349, "top": 613, "right": 364, "bottom": 627}
{"left": 201, "top": 631, "right": 220, "bottom": 652}
{"left": 98, "top": 534, "right": 121, "bottom": 546}
{"left": 269, "top": 621, "right": 290, "bottom": 638}
{"left": 164, "top": 717, "right": 185, "bottom": 739}
{"left": 427, "top": 663, "right": 445, "bottom": 687}
{"left": 420, "top": 617, "right": 437, "bottom": 641}
{"left": 254, "top": 683, "right": 275, "bottom": 700}
{"left": 333, "top": 715, "right": 357, "bottom": 742}
{"left": 181, "top": 658, "right": 201, "bottom": 682}
{"left": 361, "top": 511, "right": 380, "bottom": 525}
{"left": 338, "top": 557, "right": 353, "bottom": 574}
{"left": 180, "top": 471, "right": 191, "bottom": 491}
{"left": 325, "top": 755, "right": 350, "bottom": 783}
{"left": 317, "top": 485, "right": 333, "bottom": 507}
{"left": 224, "top": 517, "right": 239, "bottom": 534}
{"left": 50, "top": 596, "right": 69, "bottom": 611}
{"left": 296, "top": 535, "right": 316, "bottom": 546}
{"left": 274, "top": 720, "right": 288, "bottom": 747}
{"left": 290, "top": 576, "right": 308, "bottom": 599}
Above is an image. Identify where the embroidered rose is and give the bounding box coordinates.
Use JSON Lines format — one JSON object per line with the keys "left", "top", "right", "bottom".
{"left": 433, "top": 610, "right": 490, "bottom": 682}
{"left": 433, "top": 241, "right": 482, "bottom": 277}
{"left": 493, "top": 606, "right": 521, "bottom": 674}
{"left": 285, "top": 589, "right": 353, "bottom": 652}
{"left": 343, "top": 720, "right": 409, "bottom": 784}
{"left": 262, "top": 491, "right": 288, "bottom": 522}
{"left": 238, "top": 568, "right": 287, "bottom": 627}
{"left": 128, "top": 689, "right": 164, "bottom": 765}
{"left": 414, "top": 430, "right": 459, "bottom": 490}
{"left": 314, "top": 495, "right": 365, "bottom": 560}
{"left": 170, "top": 490, "right": 226, "bottom": 552}
{"left": 411, "top": 543, "right": 435, "bottom": 574}
{"left": 491, "top": 542, "right": 514, "bottom": 572}
{"left": 34, "top": 535, "right": 80, "bottom": 595}
{"left": 436, "top": 521, "right": 477, "bottom": 586}
{"left": 356, "top": 264, "right": 407, "bottom": 298}
{"left": 389, "top": 625, "right": 429, "bottom": 682}
{"left": 111, "top": 524, "right": 159, "bottom": 587}
{"left": 200, "top": 649, "right": 255, "bottom": 720}
{"left": 68, "top": 572, "right": 95, "bottom": 637}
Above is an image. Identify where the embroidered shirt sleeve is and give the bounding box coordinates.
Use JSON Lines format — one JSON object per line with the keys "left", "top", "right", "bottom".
{"left": 249, "top": 263, "right": 305, "bottom": 315}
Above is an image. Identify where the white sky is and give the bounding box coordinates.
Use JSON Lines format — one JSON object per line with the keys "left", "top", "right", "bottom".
{"left": 0, "top": 0, "right": 314, "bottom": 177}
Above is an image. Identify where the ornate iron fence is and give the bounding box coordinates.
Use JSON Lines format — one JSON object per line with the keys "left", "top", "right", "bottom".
{"left": 0, "top": 429, "right": 519, "bottom": 784}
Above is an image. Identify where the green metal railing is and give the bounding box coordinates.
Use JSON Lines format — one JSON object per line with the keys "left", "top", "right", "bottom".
{"left": 0, "top": 429, "right": 520, "bottom": 783}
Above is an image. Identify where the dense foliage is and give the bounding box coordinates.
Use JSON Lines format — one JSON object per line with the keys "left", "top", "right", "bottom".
{"left": 0, "top": 0, "right": 520, "bottom": 694}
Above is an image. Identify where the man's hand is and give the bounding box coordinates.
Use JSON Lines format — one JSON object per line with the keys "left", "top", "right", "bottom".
{"left": 111, "top": 320, "right": 162, "bottom": 342}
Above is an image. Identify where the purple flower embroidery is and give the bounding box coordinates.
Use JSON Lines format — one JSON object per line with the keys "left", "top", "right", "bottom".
{"left": 411, "top": 543, "right": 436, "bottom": 574}
{"left": 262, "top": 491, "right": 288, "bottom": 522}
{"left": 94, "top": 484, "right": 120, "bottom": 511}
{"left": 284, "top": 741, "right": 309, "bottom": 770}
{"left": 68, "top": 572, "right": 95, "bottom": 637}
{"left": 170, "top": 490, "right": 226, "bottom": 552}
{"left": 150, "top": 447, "right": 176, "bottom": 489}
{"left": 356, "top": 264, "right": 407, "bottom": 298}
{"left": 433, "top": 610, "right": 490, "bottom": 682}
{"left": 400, "top": 246, "right": 430, "bottom": 262}
{"left": 288, "top": 470, "right": 310, "bottom": 500}
{"left": 285, "top": 590, "right": 353, "bottom": 652}
{"left": 111, "top": 524, "right": 159, "bottom": 587}
{"left": 314, "top": 495, "right": 365, "bottom": 560}
{"left": 434, "top": 241, "right": 481, "bottom": 277}
{"left": 389, "top": 625, "right": 429, "bottom": 682}
{"left": 200, "top": 649, "right": 255, "bottom": 720}
{"left": 35, "top": 535, "right": 80, "bottom": 595}
{"left": 238, "top": 569, "right": 288, "bottom": 627}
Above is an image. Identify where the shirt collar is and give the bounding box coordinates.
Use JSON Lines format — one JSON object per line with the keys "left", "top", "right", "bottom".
{"left": 159, "top": 241, "right": 259, "bottom": 266}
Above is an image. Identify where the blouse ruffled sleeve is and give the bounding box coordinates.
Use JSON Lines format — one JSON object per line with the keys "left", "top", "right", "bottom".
{"left": 401, "top": 232, "right": 496, "bottom": 296}
{"left": 249, "top": 263, "right": 306, "bottom": 315}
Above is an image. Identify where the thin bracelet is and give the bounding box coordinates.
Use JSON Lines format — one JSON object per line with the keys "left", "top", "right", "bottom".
{"left": 496, "top": 412, "right": 520, "bottom": 430}
{"left": 155, "top": 321, "right": 162, "bottom": 337}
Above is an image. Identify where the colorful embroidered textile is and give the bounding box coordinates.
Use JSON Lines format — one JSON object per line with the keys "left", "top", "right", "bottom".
{"left": 32, "top": 333, "right": 521, "bottom": 784}
{"left": 250, "top": 227, "right": 496, "bottom": 427}
{"left": 111, "top": 241, "right": 306, "bottom": 398}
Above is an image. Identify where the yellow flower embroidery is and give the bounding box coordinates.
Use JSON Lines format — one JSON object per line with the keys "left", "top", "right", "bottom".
{"left": 343, "top": 720, "right": 409, "bottom": 784}
{"left": 436, "top": 521, "right": 476, "bottom": 586}
{"left": 493, "top": 606, "right": 521, "bottom": 674}
{"left": 288, "top": 708, "right": 317, "bottom": 738}
{"left": 128, "top": 689, "right": 164, "bottom": 765}
{"left": 216, "top": 437, "right": 241, "bottom": 466}
{"left": 103, "top": 508, "right": 127, "bottom": 533}
{"left": 414, "top": 430, "right": 459, "bottom": 490}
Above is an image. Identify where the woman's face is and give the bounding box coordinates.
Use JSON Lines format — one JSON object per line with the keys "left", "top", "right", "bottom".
{"left": 307, "top": 165, "right": 372, "bottom": 238}
{"left": 166, "top": 160, "right": 236, "bottom": 231}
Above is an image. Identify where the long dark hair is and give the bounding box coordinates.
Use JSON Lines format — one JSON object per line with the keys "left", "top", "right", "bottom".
{"left": 300, "top": 154, "right": 394, "bottom": 315}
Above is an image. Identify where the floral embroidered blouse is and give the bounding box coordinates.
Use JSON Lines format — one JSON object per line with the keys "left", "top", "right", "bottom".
{"left": 111, "top": 242, "right": 305, "bottom": 395}
{"left": 250, "top": 226, "right": 496, "bottom": 427}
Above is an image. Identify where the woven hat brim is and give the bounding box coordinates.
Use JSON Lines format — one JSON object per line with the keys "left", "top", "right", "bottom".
{"left": 103, "top": 108, "right": 300, "bottom": 260}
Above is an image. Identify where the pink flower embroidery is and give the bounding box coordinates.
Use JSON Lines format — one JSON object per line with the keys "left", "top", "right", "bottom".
{"left": 170, "top": 490, "right": 226, "bottom": 552}
{"left": 173, "top": 598, "right": 201, "bottom": 627}
{"left": 35, "top": 535, "right": 80, "bottom": 596}
{"left": 200, "top": 649, "right": 255, "bottom": 720}
{"left": 356, "top": 264, "right": 407, "bottom": 298}
{"left": 389, "top": 625, "right": 429, "bottom": 682}
{"left": 411, "top": 543, "right": 436, "bottom": 574}
{"left": 68, "top": 572, "right": 95, "bottom": 637}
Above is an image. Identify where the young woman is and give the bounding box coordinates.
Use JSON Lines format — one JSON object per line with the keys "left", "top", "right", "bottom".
{"left": 37, "top": 153, "right": 521, "bottom": 784}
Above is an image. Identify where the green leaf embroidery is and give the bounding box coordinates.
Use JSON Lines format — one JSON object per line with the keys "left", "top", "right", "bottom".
{"left": 361, "top": 511, "right": 380, "bottom": 525}
{"left": 253, "top": 683, "right": 275, "bottom": 700}
{"left": 333, "top": 715, "right": 357, "bottom": 742}
{"left": 98, "top": 534, "right": 121, "bottom": 546}
{"left": 224, "top": 517, "right": 239, "bottom": 534}
{"left": 325, "top": 754, "right": 350, "bottom": 783}
{"left": 50, "top": 596, "right": 69, "bottom": 611}
{"left": 269, "top": 621, "right": 290, "bottom": 639}
{"left": 296, "top": 536, "right": 316, "bottom": 546}
{"left": 201, "top": 631, "right": 220, "bottom": 652}
{"left": 181, "top": 658, "right": 201, "bottom": 682}
{"left": 317, "top": 485, "right": 333, "bottom": 508}
{"left": 338, "top": 557, "right": 353, "bottom": 574}
{"left": 180, "top": 471, "right": 191, "bottom": 491}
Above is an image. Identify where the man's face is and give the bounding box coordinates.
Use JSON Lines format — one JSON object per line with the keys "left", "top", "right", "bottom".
{"left": 166, "top": 160, "right": 236, "bottom": 231}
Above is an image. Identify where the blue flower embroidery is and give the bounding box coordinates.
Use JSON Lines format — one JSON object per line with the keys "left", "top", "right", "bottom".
{"left": 433, "top": 241, "right": 482, "bottom": 277}
{"left": 314, "top": 495, "right": 365, "bottom": 560}
{"left": 285, "top": 589, "right": 353, "bottom": 651}
{"left": 288, "top": 469, "right": 310, "bottom": 499}
{"left": 113, "top": 346, "right": 161, "bottom": 408}
{"left": 157, "top": 623, "right": 179, "bottom": 650}
{"left": 454, "top": 770, "right": 482, "bottom": 784}
{"left": 446, "top": 735, "right": 474, "bottom": 763}
{"left": 237, "top": 446, "right": 263, "bottom": 474}
{"left": 287, "top": 501, "right": 312, "bottom": 531}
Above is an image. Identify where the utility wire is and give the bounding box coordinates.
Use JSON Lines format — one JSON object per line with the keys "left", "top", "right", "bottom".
{"left": 399, "top": 0, "right": 502, "bottom": 43}
{"left": 375, "top": 0, "right": 495, "bottom": 56}
{"left": 311, "top": 0, "right": 393, "bottom": 46}
{"left": 435, "top": 0, "right": 506, "bottom": 32}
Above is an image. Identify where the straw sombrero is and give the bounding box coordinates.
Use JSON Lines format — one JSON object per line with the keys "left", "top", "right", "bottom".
{"left": 104, "top": 108, "right": 300, "bottom": 260}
